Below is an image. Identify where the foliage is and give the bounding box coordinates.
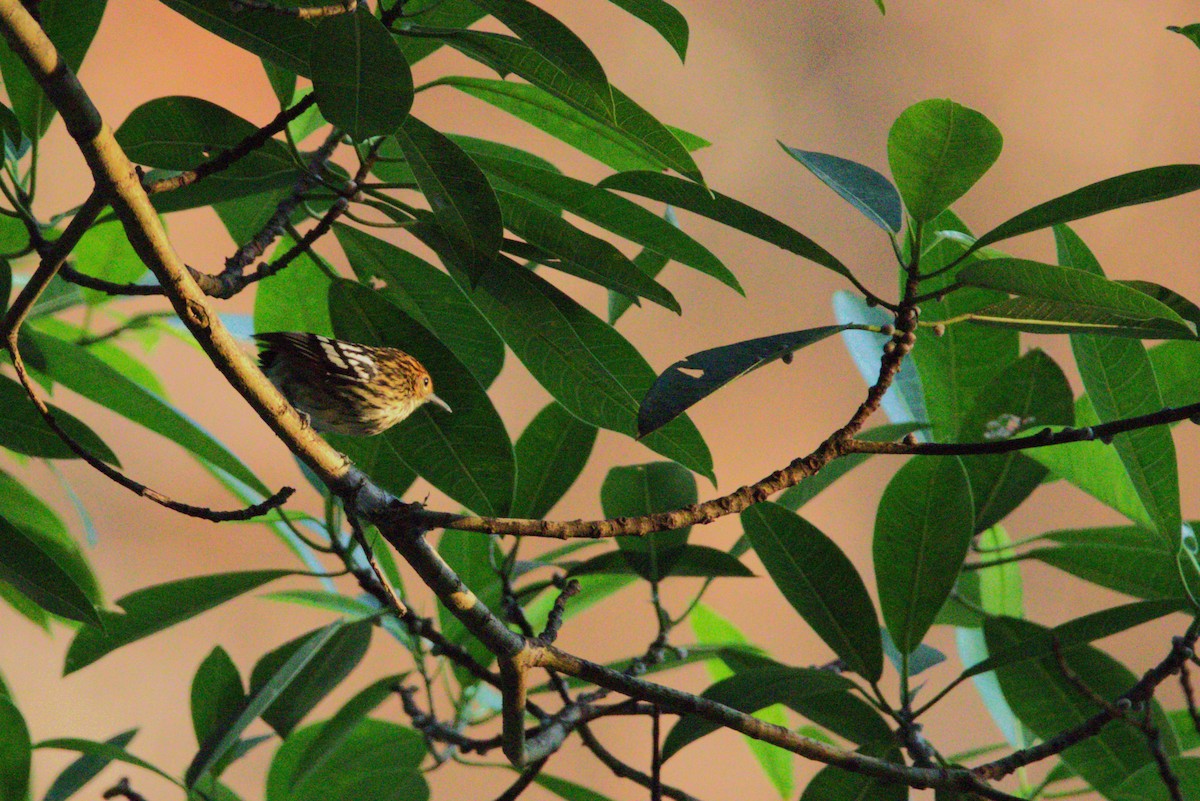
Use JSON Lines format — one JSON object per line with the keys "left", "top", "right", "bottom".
{"left": 0, "top": 2, "right": 1199, "bottom": 801}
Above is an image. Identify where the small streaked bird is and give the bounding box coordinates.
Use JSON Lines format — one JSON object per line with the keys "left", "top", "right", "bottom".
{"left": 254, "top": 331, "right": 451, "bottom": 436}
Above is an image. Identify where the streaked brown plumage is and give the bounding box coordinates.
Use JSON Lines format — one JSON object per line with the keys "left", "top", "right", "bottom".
{"left": 254, "top": 332, "right": 451, "bottom": 436}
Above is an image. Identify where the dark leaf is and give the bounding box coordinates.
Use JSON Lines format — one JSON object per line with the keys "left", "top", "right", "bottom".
{"left": 437, "top": 529, "right": 504, "bottom": 685}
{"left": 43, "top": 729, "right": 138, "bottom": 801}
{"left": 1029, "top": 525, "right": 1185, "bottom": 600}
{"left": 601, "top": 462, "right": 696, "bottom": 582}
{"left": 780, "top": 145, "right": 902, "bottom": 232}
{"left": 874, "top": 456, "right": 974, "bottom": 655}
{"left": 569, "top": 544, "right": 751, "bottom": 578}
{"left": 604, "top": 0, "right": 688, "bottom": 60}
{"left": 65, "top": 571, "right": 292, "bottom": 674}
{"left": 800, "top": 746, "right": 907, "bottom": 801}
{"left": 156, "top": 0, "right": 316, "bottom": 75}
{"left": 0, "top": 514, "right": 98, "bottom": 625}
{"left": 638, "top": 325, "right": 846, "bottom": 437}
{"left": 743, "top": 503, "right": 882, "bottom": 681}
{"left": 0, "top": 373, "right": 117, "bottom": 464}
{"left": 192, "top": 647, "right": 245, "bottom": 746}
{"left": 33, "top": 738, "right": 178, "bottom": 788}
{"left": 0, "top": 695, "right": 30, "bottom": 801}
{"left": 310, "top": 8, "right": 413, "bottom": 139}
{"left": 511, "top": 402, "right": 597, "bottom": 519}
{"left": 1111, "top": 758, "right": 1200, "bottom": 801}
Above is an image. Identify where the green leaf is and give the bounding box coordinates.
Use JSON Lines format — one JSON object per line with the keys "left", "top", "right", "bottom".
{"left": 469, "top": 0, "right": 609, "bottom": 105}
{"left": 476, "top": 154, "right": 738, "bottom": 292}
{"left": 535, "top": 774, "right": 617, "bottom": 801}
{"left": 0, "top": 695, "right": 30, "bottom": 801}
{"left": 743, "top": 502, "right": 883, "bottom": 681}
{"left": 800, "top": 747, "right": 907, "bottom": 801}
{"left": 266, "top": 719, "right": 427, "bottom": 801}
{"left": 72, "top": 220, "right": 147, "bottom": 305}
{"left": 957, "top": 257, "right": 1196, "bottom": 339}
{"left": 775, "top": 423, "right": 926, "bottom": 511}
{"left": 1123, "top": 280, "right": 1200, "bottom": 331}
{"left": 971, "top": 164, "right": 1200, "bottom": 255}
{"left": 1029, "top": 525, "right": 1185, "bottom": 600}
{"left": 34, "top": 738, "right": 179, "bottom": 788}
{"left": 909, "top": 211, "right": 1018, "bottom": 442}
{"left": 567, "top": 545, "right": 752, "bottom": 578}
{"left": 288, "top": 675, "right": 403, "bottom": 793}
{"left": 115, "top": 96, "right": 303, "bottom": 212}
{"left": 874, "top": 456, "right": 974, "bottom": 655}
{"left": 393, "top": 1, "right": 487, "bottom": 65}
{"left": 600, "top": 171, "right": 856, "bottom": 284}
{"left": 328, "top": 280, "right": 514, "bottom": 516}
{"left": 0, "top": 0, "right": 106, "bottom": 138}
{"left": 956, "top": 349, "right": 1074, "bottom": 532}
{"left": 511, "top": 401, "right": 597, "bottom": 519}
{"left": 1058, "top": 225, "right": 1182, "bottom": 545}
{"left": 310, "top": 8, "right": 413, "bottom": 140}
{"left": 253, "top": 237, "right": 334, "bottom": 337}
{"left": 662, "top": 666, "right": 891, "bottom": 760}
{"left": 249, "top": 621, "right": 372, "bottom": 738}
{"left": 0, "top": 467, "right": 99, "bottom": 603}
{"left": 495, "top": 189, "right": 680, "bottom": 311}
{"left": 962, "top": 599, "right": 1188, "bottom": 681}
{"left": 43, "top": 729, "right": 138, "bottom": 801}
{"left": 192, "top": 647, "right": 245, "bottom": 746}
{"left": 1112, "top": 757, "right": 1200, "bottom": 801}
{"left": 887, "top": 98, "right": 1002, "bottom": 222}
{"left": 65, "top": 570, "right": 293, "bottom": 674}
{"left": 601, "top": 462, "right": 696, "bottom": 582}
{"left": 439, "top": 77, "right": 685, "bottom": 173}
{"left": 1147, "top": 340, "right": 1200, "bottom": 409}
{"left": 1169, "top": 24, "right": 1200, "bottom": 51}
{"left": 26, "top": 330, "right": 268, "bottom": 493}
{"left": 450, "top": 257, "right": 714, "bottom": 481}
{"left": 0, "top": 514, "right": 98, "bottom": 624}
{"left": 262, "top": 590, "right": 380, "bottom": 620}
{"left": 780, "top": 145, "right": 902, "bottom": 232}
{"left": 986, "top": 616, "right": 1178, "bottom": 794}
{"left": 394, "top": 116, "right": 503, "bottom": 283}
{"left": 334, "top": 223, "right": 505, "bottom": 388}
{"left": 156, "top": 0, "right": 316, "bottom": 75}
{"left": 0, "top": 373, "right": 117, "bottom": 463}
{"left": 604, "top": 0, "right": 688, "bottom": 60}
{"left": 186, "top": 621, "right": 348, "bottom": 787}
{"left": 638, "top": 325, "right": 846, "bottom": 438}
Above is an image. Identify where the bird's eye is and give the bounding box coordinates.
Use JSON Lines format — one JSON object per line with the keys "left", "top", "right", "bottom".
{"left": 423, "top": 376, "right": 431, "bottom": 387}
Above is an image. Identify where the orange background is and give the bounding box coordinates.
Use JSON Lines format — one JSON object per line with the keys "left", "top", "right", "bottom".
{"left": 6, "top": 2, "right": 1200, "bottom": 799}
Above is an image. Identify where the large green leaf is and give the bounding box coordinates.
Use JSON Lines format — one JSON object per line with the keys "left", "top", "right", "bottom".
{"left": 743, "top": 503, "right": 882, "bottom": 681}
{"left": 1112, "top": 757, "right": 1200, "bottom": 801}
{"left": 394, "top": 116, "right": 503, "bottom": 283}
{"left": 0, "top": 373, "right": 117, "bottom": 463}
{"left": 439, "top": 77, "right": 688, "bottom": 173}
{"left": 638, "top": 325, "right": 847, "bottom": 438}
{"left": 662, "top": 665, "right": 892, "bottom": 760}
{"left": 781, "top": 145, "right": 902, "bottom": 233}
{"left": 601, "top": 462, "right": 696, "bottom": 582}
{"left": 0, "top": 696, "right": 30, "bottom": 801}
{"left": 328, "top": 280, "right": 514, "bottom": 516}
{"left": 249, "top": 621, "right": 372, "bottom": 738}
{"left": 511, "top": 401, "right": 597, "bottom": 519}
{"left": 334, "top": 223, "right": 505, "bottom": 388}
{"left": 449, "top": 256, "right": 713, "bottom": 481}
{"left": 0, "top": 512, "right": 98, "bottom": 625}
{"left": 192, "top": 647, "right": 245, "bottom": 746}
{"left": 957, "top": 258, "right": 1196, "bottom": 339}
{"left": 0, "top": 0, "right": 106, "bottom": 138}
{"left": 187, "top": 622, "right": 349, "bottom": 787}
{"left": 603, "top": 0, "right": 687, "bottom": 59}
{"left": 115, "top": 96, "right": 303, "bottom": 212}
{"left": 25, "top": 330, "right": 268, "bottom": 493}
{"left": 495, "top": 189, "right": 679, "bottom": 311}
{"left": 956, "top": 349, "right": 1074, "bottom": 532}
{"left": 0, "top": 468, "right": 91, "bottom": 596}
{"left": 253, "top": 237, "right": 334, "bottom": 337}
{"left": 986, "top": 616, "right": 1178, "bottom": 794}
{"left": 156, "top": 0, "right": 317, "bottom": 75}
{"left": 599, "top": 170, "right": 854, "bottom": 282}
{"left": 887, "top": 99, "right": 1002, "bottom": 222}
{"left": 1058, "top": 225, "right": 1181, "bottom": 545}
{"left": 73, "top": 220, "right": 148, "bottom": 305}
{"left": 310, "top": 8, "right": 412, "bottom": 139}
{"left": 476, "top": 153, "right": 737, "bottom": 291}
{"left": 266, "top": 719, "right": 427, "bottom": 801}
{"left": 65, "top": 570, "right": 293, "bottom": 674}
{"left": 874, "top": 456, "right": 973, "bottom": 655}
{"left": 970, "top": 164, "right": 1200, "bottom": 254}
{"left": 1028, "top": 525, "right": 1185, "bottom": 600}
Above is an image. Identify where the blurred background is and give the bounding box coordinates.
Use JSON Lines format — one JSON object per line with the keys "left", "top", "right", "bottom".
{"left": 7, "top": 1, "right": 1200, "bottom": 798}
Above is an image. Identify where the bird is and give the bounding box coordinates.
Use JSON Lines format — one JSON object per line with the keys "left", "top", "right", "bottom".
{"left": 254, "top": 331, "right": 451, "bottom": 436}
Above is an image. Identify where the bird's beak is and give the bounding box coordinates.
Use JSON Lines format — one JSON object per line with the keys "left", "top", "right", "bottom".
{"left": 428, "top": 393, "right": 452, "bottom": 414}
